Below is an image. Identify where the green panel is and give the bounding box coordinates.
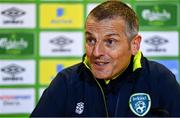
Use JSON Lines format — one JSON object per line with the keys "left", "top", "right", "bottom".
{"left": 0, "top": 32, "right": 35, "bottom": 56}
{"left": 135, "top": 2, "right": 178, "bottom": 27}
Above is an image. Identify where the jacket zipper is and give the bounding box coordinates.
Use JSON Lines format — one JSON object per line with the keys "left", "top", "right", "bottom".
{"left": 94, "top": 78, "right": 109, "bottom": 117}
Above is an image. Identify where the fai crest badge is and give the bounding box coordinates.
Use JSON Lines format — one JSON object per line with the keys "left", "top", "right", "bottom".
{"left": 129, "top": 93, "right": 151, "bottom": 116}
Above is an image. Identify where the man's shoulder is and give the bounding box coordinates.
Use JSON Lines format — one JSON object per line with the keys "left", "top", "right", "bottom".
{"left": 56, "top": 62, "right": 83, "bottom": 78}
{"left": 143, "top": 58, "right": 176, "bottom": 82}
{"left": 139, "top": 57, "right": 179, "bottom": 94}
{"left": 62, "top": 62, "right": 83, "bottom": 73}
{"left": 53, "top": 62, "right": 87, "bottom": 84}
{"left": 146, "top": 59, "right": 173, "bottom": 75}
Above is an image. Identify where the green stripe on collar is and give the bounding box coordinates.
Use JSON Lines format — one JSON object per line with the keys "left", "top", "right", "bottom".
{"left": 83, "top": 56, "right": 90, "bottom": 70}
{"left": 133, "top": 50, "right": 142, "bottom": 71}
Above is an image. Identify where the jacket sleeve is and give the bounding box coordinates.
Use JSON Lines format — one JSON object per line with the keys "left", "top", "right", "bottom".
{"left": 30, "top": 72, "right": 67, "bottom": 117}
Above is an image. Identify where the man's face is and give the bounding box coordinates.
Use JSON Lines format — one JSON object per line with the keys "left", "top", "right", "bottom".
{"left": 85, "top": 17, "right": 136, "bottom": 80}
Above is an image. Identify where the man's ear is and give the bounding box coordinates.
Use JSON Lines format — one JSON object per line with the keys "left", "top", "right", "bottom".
{"left": 131, "top": 34, "right": 142, "bottom": 55}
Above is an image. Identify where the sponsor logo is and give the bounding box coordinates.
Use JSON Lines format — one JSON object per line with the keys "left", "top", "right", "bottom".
{"left": 1, "top": 7, "right": 25, "bottom": 24}
{"left": 129, "top": 93, "right": 151, "bottom": 116}
{"left": 0, "top": 95, "right": 31, "bottom": 106}
{"left": 0, "top": 37, "right": 28, "bottom": 50}
{"left": 40, "top": 4, "right": 83, "bottom": 28}
{"left": 144, "top": 35, "right": 168, "bottom": 52}
{"left": 140, "top": 31, "right": 178, "bottom": 56}
{"left": 0, "top": 60, "right": 36, "bottom": 85}
{"left": 0, "top": 32, "right": 34, "bottom": 56}
{"left": 51, "top": 8, "right": 73, "bottom": 24}
{"left": 1, "top": 64, "right": 25, "bottom": 81}
{"left": 50, "top": 36, "right": 73, "bottom": 52}
{"left": 136, "top": 4, "right": 177, "bottom": 27}
{"left": 57, "top": 8, "right": 64, "bottom": 17}
{"left": 75, "top": 102, "right": 84, "bottom": 114}
{"left": 0, "top": 4, "right": 36, "bottom": 28}
{"left": 40, "top": 32, "right": 83, "bottom": 57}
{"left": 39, "top": 59, "right": 80, "bottom": 85}
{"left": 0, "top": 89, "right": 35, "bottom": 114}
{"left": 142, "top": 8, "right": 170, "bottom": 22}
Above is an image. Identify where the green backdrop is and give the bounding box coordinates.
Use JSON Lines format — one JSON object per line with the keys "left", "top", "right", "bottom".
{"left": 0, "top": 0, "right": 179, "bottom": 117}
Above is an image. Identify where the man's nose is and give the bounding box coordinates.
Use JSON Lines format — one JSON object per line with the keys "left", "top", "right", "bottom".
{"left": 92, "top": 42, "right": 104, "bottom": 57}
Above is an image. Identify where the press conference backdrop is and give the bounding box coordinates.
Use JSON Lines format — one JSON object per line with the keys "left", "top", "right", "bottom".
{"left": 0, "top": 0, "right": 179, "bottom": 117}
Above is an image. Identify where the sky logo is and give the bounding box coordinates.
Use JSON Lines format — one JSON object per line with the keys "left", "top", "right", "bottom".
{"left": 57, "top": 8, "right": 64, "bottom": 17}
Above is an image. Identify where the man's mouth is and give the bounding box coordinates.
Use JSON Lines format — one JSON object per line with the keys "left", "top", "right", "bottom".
{"left": 94, "top": 61, "right": 109, "bottom": 66}
{"left": 94, "top": 62, "right": 109, "bottom": 66}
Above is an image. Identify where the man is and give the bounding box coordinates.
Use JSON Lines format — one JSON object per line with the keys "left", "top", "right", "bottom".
{"left": 31, "top": 0, "right": 180, "bottom": 117}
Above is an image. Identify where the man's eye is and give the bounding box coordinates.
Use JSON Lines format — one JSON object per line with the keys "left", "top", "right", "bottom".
{"left": 105, "top": 39, "right": 115, "bottom": 46}
{"left": 107, "top": 39, "right": 113, "bottom": 44}
{"left": 86, "top": 38, "right": 96, "bottom": 46}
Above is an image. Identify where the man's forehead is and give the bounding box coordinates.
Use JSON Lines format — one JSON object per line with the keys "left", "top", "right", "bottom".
{"left": 85, "top": 17, "right": 126, "bottom": 30}
{"left": 85, "top": 31, "right": 119, "bottom": 37}
{"left": 86, "top": 15, "right": 124, "bottom": 23}
{"left": 86, "top": 18, "right": 125, "bottom": 31}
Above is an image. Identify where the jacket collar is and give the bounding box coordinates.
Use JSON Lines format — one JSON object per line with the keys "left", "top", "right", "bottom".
{"left": 83, "top": 51, "right": 142, "bottom": 83}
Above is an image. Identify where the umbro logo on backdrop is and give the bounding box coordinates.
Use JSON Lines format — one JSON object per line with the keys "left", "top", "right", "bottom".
{"left": 1, "top": 7, "right": 26, "bottom": 24}
{"left": 50, "top": 36, "right": 73, "bottom": 52}
{"left": 144, "top": 35, "right": 168, "bottom": 52}
{"left": 1, "top": 64, "right": 25, "bottom": 81}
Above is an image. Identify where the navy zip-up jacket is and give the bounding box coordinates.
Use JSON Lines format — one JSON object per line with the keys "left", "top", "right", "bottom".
{"left": 30, "top": 52, "right": 180, "bottom": 117}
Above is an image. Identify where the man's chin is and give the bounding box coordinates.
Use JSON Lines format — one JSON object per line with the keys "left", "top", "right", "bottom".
{"left": 95, "top": 77, "right": 111, "bottom": 80}
{"left": 93, "top": 74, "right": 111, "bottom": 80}
{"left": 91, "top": 70, "right": 112, "bottom": 80}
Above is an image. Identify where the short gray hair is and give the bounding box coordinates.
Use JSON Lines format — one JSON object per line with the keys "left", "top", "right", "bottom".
{"left": 87, "top": 0, "right": 139, "bottom": 40}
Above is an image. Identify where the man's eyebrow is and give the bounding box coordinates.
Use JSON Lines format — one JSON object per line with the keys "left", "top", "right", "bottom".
{"left": 106, "top": 33, "right": 120, "bottom": 37}
{"left": 85, "top": 31, "right": 91, "bottom": 34}
{"left": 85, "top": 31, "right": 93, "bottom": 36}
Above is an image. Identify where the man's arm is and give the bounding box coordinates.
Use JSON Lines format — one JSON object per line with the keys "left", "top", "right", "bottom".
{"left": 30, "top": 73, "right": 67, "bottom": 117}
